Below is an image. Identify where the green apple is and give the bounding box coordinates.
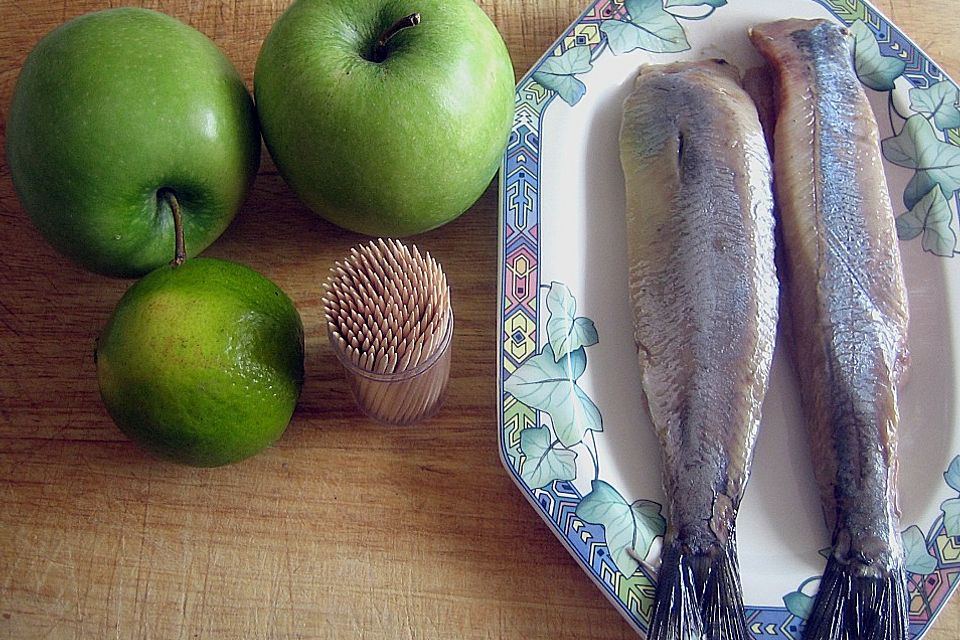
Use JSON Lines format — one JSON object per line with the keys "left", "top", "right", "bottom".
{"left": 6, "top": 8, "right": 260, "bottom": 278}
{"left": 254, "top": 0, "right": 515, "bottom": 236}
{"left": 96, "top": 257, "right": 305, "bottom": 467}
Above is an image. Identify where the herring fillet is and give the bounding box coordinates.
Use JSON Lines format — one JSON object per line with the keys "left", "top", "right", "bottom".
{"left": 620, "top": 60, "right": 778, "bottom": 640}
{"left": 750, "top": 19, "right": 910, "bottom": 640}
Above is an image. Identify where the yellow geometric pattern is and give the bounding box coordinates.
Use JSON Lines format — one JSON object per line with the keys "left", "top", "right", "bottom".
{"left": 504, "top": 310, "right": 536, "bottom": 365}
{"left": 508, "top": 252, "right": 533, "bottom": 280}
{"left": 936, "top": 532, "right": 960, "bottom": 563}
{"left": 558, "top": 23, "right": 603, "bottom": 53}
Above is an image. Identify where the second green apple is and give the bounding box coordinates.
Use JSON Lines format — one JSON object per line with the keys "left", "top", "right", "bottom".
{"left": 254, "top": 0, "right": 515, "bottom": 236}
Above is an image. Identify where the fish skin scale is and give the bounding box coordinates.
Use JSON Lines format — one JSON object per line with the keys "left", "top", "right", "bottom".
{"left": 621, "top": 60, "right": 778, "bottom": 551}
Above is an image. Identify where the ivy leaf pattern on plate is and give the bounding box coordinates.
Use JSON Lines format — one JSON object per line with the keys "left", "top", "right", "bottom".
{"left": 882, "top": 114, "right": 960, "bottom": 209}
{"left": 503, "top": 344, "right": 602, "bottom": 447}
{"left": 901, "top": 525, "right": 938, "bottom": 575}
{"left": 910, "top": 81, "right": 960, "bottom": 131}
{"left": 942, "top": 456, "right": 960, "bottom": 537}
{"left": 600, "top": 0, "right": 691, "bottom": 56}
{"left": 504, "top": 281, "right": 669, "bottom": 585}
{"left": 941, "top": 497, "right": 960, "bottom": 537}
{"left": 783, "top": 590, "right": 814, "bottom": 620}
{"left": 944, "top": 455, "right": 960, "bottom": 492}
{"left": 849, "top": 19, "right": 906, "bottom": 91}
{"left": 546, "top": 281, "right": 599, "bottom": 362}
{"left": 895, "top": 186, "right": 957, "bottom": 256}
{"left": 532, "top": 45, "right": 593, "bottom": 106}
{"left": 519, "top": 426, "right": 578, "bottom": 489}
{"left": 575, "top": 479, "right": 666, "bottom": 576}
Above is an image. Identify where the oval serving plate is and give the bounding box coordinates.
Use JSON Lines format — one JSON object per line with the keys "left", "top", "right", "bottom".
{"left": 496, "top": 0, "right": 960, "bottom": 637}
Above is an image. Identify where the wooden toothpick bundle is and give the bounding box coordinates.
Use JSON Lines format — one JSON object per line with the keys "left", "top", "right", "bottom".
{"left": 322, "top": 238, "right": 453, "bottom": 425}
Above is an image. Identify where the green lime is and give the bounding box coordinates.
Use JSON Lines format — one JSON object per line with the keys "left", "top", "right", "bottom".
{"left": 95, "top": 257, "right": 305, "bottom": 467}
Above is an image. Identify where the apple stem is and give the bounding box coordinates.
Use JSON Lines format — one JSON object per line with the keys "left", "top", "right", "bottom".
{"left": 162, "top": 190, "right": 187, "bottom": 267}
{"left": 374, "top": 13, "right": 421, "bottom": 61}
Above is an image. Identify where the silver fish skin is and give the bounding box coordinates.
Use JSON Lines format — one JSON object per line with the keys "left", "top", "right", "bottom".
{"left": 620, "top": 59, "right": 778, "bottom": 640}
{"left": 751, "top": 18, "right": 910, "bottom": 640}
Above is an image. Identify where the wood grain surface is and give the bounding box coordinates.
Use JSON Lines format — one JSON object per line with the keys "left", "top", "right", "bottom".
{"left": 1, "top": 1, "right": 957, "bottom": 638}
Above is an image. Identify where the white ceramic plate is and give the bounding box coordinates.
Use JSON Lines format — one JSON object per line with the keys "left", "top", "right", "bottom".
{"left": 496, "top": 0, "right": 960, "bottom": 637}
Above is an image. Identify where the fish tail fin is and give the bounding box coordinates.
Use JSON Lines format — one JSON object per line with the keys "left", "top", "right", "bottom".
{"left": 803, "top": 554, "right": 909, "bottom": 640}
{"left": 697, "top": 538, "right": 749, "bottom": 640}
{"left": 646, "top": 540, "right": 702, "bottom": 640}
{"left": 647, "top": 536, "right": 748, "bottom": 640}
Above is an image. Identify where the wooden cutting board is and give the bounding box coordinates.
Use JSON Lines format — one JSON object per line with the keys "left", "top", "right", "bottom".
{"left": 1, "top": 1, "right": 957, "bottom": 638}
